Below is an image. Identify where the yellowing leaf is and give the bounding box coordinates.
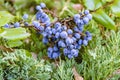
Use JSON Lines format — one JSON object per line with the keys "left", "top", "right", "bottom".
{"left": 0, "top": 27, "right": 30, "bottom": 40}
{"left": 0, "top": 11, "right": 14, "bottom": 26}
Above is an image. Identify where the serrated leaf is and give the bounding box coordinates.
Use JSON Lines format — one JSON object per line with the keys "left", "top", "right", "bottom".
{"left": 93, "top": 9, "right": 116, "bottom": 30}
{"left": 0, "top": 11, "right": 14, "bottom": 27}
{"left": 110, "top": 0, "right": 120, "bottom": 17}
{"left": 0, "top": 27, "right": 30, "bottom": 40}
{"left": 7, "top": 40, "right": 23, "bottom": 48}
{"left": 83, "top": 0, "right": 102, "bottom": 10}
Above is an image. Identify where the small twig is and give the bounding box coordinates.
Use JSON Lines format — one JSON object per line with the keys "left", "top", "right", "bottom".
{"left": 43, "top": 9, "right": 58, "bottom": 18}
{"left": 0, "top": 45, "right": 14, "bottom": 52}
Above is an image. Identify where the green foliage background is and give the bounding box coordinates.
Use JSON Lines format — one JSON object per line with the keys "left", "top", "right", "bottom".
{"left": 0, "top": 0, "right": 120, "bottom": 80}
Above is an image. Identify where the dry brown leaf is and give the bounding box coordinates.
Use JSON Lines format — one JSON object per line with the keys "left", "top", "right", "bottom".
{"left": 72, "top": 4, "right": 83, "bottom": 11}
{"left": 31, "top": 52, "right": 37, "bottom": 60}
{"left": 0, "top": 45, "right": 14, "bottom": 52}
{"left": 72, "top": 67, "right": 84, "bottom": 80}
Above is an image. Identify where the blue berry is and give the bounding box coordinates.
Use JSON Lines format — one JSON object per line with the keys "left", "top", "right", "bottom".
{"left": 53, "top": 45, "right": 59, "bottom": 51}
{"left": 72, "top": 37, "right": 77, "bottom": 42}
{"left": 14, "top": 22, "right": 20, "bottom": 28}
{"left": 66, "top": 37, "right": 73, "bottom": 45}
{"left": 23, "top": 14, "right": 28, "bottom": 19}
{"left": 71, "top": 49, "right": 78, "bottom": 57}
{"left": 68, "top": 54, "right": 73, "bottom": 59}
{"left": 63, "top": 48, "right": 68, "bottom": 56}
{"left": 36, "top": 5, "right": 41, "bottom": 10}
{"left": 87, "top": 14, "right": 92, "bottom": 20}
{"left": 85, "top": 31, "right": 92, "bottom": 36}
{"left": 62, "top": 25, "right": 67, "bottom": 30}
{"left": 74, "top": 33, "right": 81, "bottom": 39}
{"left": 84, "top": 10, "right": 89, "bottom": 15}
{"left": 40, "top": 3, "right": 46, "bottom": 8}
{"left": 74, "top": 14, "right": 80, "bottom": 20}
{"left": 75, "top": 19, "right": 81, "bottom": 24}
{"left": 24, "top": 22, "right": 29, "bottom": 26}
{"left": 52, "top": 28, "right": 56, "bottom": 34}
{"left": 45, "top": 21, "right": 51, "bottom": 27}
{"left": 58, "top": 40, "right": 66, "bottom": 48}
{"left": 4, "top": 24, "right": 10, "bottom": 28}
{"left": 54, "top": 22, "right": 61, "bottom": 29}
{"left": 48, "top": 47, "right": 53, "bottom": 53}
{"left": 60, "top": 31, "right": 68, "bottom": 39}
{"left": 74, "top": 27, "right": 79, "bottom": 32}
{"left": 70, "top": 45, "right": 74, "bottom": 49}
{"left": 32, "top": 21, "right": 40, "bottom": 29}
{"left": 55, "top": 32, "right": 60, "bottom": 38}
{"left": 39, "top": 26, "right": 44, "bottom": 31}
{"left": 45, "top": 27, "right": 51, "bottom": 32}
{"left": 78, "top": 39, "right": 82, "bottom": 45}
{"left": 42, "top": 37, "right": 48, "bottom": 44}
{"left": 83, "top": 17, "right": 89, "bottom": 24}
{"left": 36, "top": 11, "right": 43, "bottom": 20}
{"left": 52, "top": 52, "right": 60, "bottom": 59}
{"left": 87, "top": 36, "right": 92, "bottom": 40}
{"left": 42, "top": 32, "right": 47, "bottom": 37}
{"left": 47, "top": 51, "right": 52, "bottom": 59}
{"left": 83, "top": 40, "right": 88, "bottom": 46}
{"left": 67, "top": 29, "right": 73, "bottom": 35}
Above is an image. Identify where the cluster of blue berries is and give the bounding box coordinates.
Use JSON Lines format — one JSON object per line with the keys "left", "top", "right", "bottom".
{"left": 4, "top": 2, "right": 92, "bottom": 59}
{"left": 33, "top": 3, "right": 92, "bottom": 59}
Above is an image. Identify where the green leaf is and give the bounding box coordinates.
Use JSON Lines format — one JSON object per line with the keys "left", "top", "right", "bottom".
{"left": 7, "top": 40, "right": 23, "bottom": 48}
{"left": 0, "top": 27, "right": 30, "bottom": 40}
{"left": 93, "top": 9, "right": 116, "bottom": 30}
{"left": 110, "top": 0, "right": 120, "bottom": 17}
{"left": 14, "top": 0, "right": 33, "bottom": 10}
{"left": 83, "top": 0, "right": 102, "bottom": 10}
{"left": 0, "top": 11, "right": 14, "bottom": 27}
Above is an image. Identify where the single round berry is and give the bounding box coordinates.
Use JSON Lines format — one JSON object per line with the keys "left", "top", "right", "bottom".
{"left": 84, "top": 10, "right": 89, "bottom": 15}
{"left": 71, "top": 49, "right": 78, "bottom": 57}
{"left": 54, "top": 22, "right": 61, "bottom": 29}
{"left": 58, "top": 40, "right": 66, "bottom": 48}
{"left": 48, "top": 47, "right": 53, "bottom": 53}
{"left": 83, "top": 40, "right": 88, "bottom": 46}
{"left": 87, "top": 14, "right": 92, "bottom": 20}
{"left": 24, "top": 22, "right": 29, "bottom": 26}
{"left": 60, "top": 31, "right": 68, "bottom": 39}
{"left": 66, "top": 37, "right": 73, "bottom": 45}
{"left": 32, "top": 21, "right": 40, "bottom": 29}
{"left": 68, "top": 54, "right": 73, "bottom": 59}
{"left": 78, "top": 39, "right": 82, "bottom": 45}
{"left": 14, "top": 22, "right": 20, "bottom": 28}
{"left": 83, "top": 17, "right": 89, "bottom": 24}
{"left": 62, "top": 25, "right": 67, "bottom": 30}
{"left": 42, "top": 37, "right": 48, "bottom": 44}
{"left": 67, "top": 29, "right": 73, "bottom": 35}
{"left": 23, "top": 14, "right": 28, "bottom": 19}
{"left": 74, "top": 14, "right": 80, "bottom": 20}
{"left": 74, "top": 33, "right": 81, "bottom": 39}
{"left": 36, "top": 5, "right": 41, "bottom": 10}
{"left": 40, "top": 3, "right": 46, "bottom": 8}
{"left": 4, "top": 24, "right": 10, "bottom": 28}
{"left": 53, "top": 45, "right": 59, "bottom": 51}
